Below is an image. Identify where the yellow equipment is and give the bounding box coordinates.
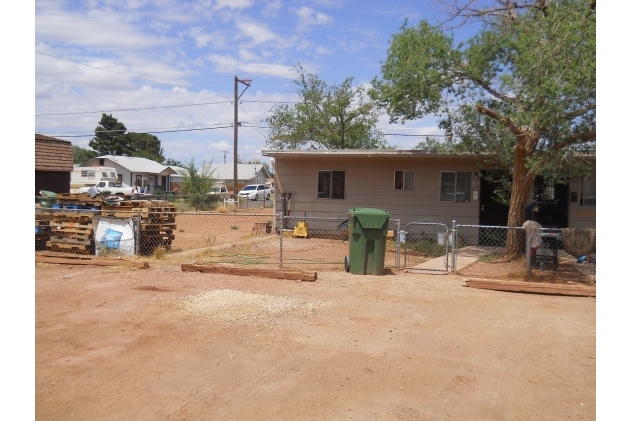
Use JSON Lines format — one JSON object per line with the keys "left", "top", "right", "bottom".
{"left": 293, "top": 221, "right": 308, "bottom": 238}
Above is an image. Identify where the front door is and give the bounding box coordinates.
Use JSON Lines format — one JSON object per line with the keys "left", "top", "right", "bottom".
{"left": 533, "top": 178, "right": 569, "bottom": 228}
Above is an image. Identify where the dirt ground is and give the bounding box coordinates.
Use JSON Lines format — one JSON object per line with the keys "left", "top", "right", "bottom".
{"left": 36, "top": 260, "right": 595, "bottom": 421}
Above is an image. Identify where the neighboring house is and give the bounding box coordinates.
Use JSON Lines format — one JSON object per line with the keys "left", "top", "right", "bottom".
{"left": 167, "top": 166, "right": 189, "bottom": 191}
{"left": 261, "top": 149, "right": 596, "bottom": 229}
{"left": 35, "top": 134, "right": 73, "bottom": 197}
{"left": 200, "top": 163, "right": 271, "bottom": 193}
{"left": 80, "top": 155, "right": 176, "bottom": 195}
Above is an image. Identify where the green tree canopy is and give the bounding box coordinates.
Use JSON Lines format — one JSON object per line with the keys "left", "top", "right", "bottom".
{"left": 266, "top": 64, "right": 388, "bottom": 149}
{"left": 127, "top": 132, "right": 165, "bottom": 163}
{"left": 370, "top": 0, "right": 595, "bottom": 253}
{"left": 89, "top": 113, "right": 130, "bottom": 155}
{"left": 180, "top": 158, "right": 214, "bottom": 195}
{"left": 72, "top": 145, "right": 97, "bottom": 165}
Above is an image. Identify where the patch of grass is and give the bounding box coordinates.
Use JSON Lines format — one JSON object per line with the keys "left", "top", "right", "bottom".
{"left": 405, "top": 237, "right": 447, "bottom": 258}
{"left": 204, "top": 234, "right": 217, "bottom": 246}
{"left": 478, "top": 253, "right": 504, "bottom": 263}
{"left": 230, "top": 225, "right": 239, "bottom": 230}
{"left": 153, "top": 247, "right": 167, "bottom": 260}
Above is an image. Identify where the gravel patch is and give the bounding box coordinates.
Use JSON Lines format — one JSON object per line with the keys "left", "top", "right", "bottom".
{"left": 176, "top": 289, "right": 324, "bottom": 323}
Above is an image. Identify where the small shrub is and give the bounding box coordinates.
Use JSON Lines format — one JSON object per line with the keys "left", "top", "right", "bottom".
{"left": 204, "top": 234, "right": 217, "bottom": 246}
{"left": 215, "top": 205, "right": 230, "bottom": 213}
{"left": 153, "top": 247, "right": 167, "bottom": 260}
{"left": 230, "top": 225, "right": 239, "bottom": 230}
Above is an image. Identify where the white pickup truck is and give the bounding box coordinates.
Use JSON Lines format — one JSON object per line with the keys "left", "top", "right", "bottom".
{"left": 209, "top": 185, "right": 234, "bottom": 199}
{"left": 78, "top": 181, "right": 137, "bottom": 196}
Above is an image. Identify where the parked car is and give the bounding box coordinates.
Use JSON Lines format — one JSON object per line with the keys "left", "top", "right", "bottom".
{"left": 78, "top": 181, "right": 137, "bottom": 196}
{"left": 209, "top": 185, "right": 234, "bottom": 200}
{"left": 238, "top": 184, "right": 271, "bottom": 201}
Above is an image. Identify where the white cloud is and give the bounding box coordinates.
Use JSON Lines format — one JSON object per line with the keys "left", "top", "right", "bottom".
{"left": 262, "top": 0, "right": 283, "bottom": 17}
{"left": 207, "top": 54, "right": 294, "bottom": 79}
{"left": 213, "top": 0, "right": 254, "bottom": 10}
{"left": 296, "top": 6, "right": 332, "bottom": 31}
{"left": 238, "top": 49, "right": 259, "bottom": 62}
{"left": 236, "top": 21, "right": 278, "bottom": 45}
{"left": 35, "top": 7, "right": 175, "bottom": 50}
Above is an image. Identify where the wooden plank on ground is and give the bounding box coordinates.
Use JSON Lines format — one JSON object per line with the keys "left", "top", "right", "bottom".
{"left": 181, "top": 263, "right": 317, "bottom": 282}
{"left": 464, "top": 278, "right": 596, "bottom": 297}
{"left": 36, "top": 254, "right": 148, "bottom": 268}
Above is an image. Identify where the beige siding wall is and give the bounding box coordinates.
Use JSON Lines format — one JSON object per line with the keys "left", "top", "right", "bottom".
{"left": 274, "top": 157, "right": 481, "bottom": 226}
{"left": 567, "top": 170, "right": 596, "bottom": 229}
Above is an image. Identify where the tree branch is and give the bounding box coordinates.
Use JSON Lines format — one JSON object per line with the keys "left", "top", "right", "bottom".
{"left": 475, "top": 103, "right": 522, "bottom": 136}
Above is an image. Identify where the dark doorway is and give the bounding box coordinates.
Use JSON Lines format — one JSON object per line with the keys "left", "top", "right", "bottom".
{"left": 532, "top": 178, "right": 569, "bottom": 228}
{"left": 478, "top": 171, "right": 510, "bottom": 246}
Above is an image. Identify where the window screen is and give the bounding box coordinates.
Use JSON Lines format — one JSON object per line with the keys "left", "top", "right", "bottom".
{"left": 580, "top": 176, "right": 596, "bottom": 206}
{"left": 440, "top": 172, "right": 472, "bottom": 202}
{"left": 317, "top": 170, "right": 345, "bottom": 199}
{"left": 394, "top": 171, "right": 414, "bottom": 191}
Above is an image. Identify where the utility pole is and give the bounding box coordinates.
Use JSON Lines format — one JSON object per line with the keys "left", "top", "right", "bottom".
{"left": 234, "top": 76, "right": 251, "bottom": 195}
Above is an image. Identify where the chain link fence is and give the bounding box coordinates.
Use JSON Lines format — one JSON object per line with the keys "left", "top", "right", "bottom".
{"left": 402, "top": 222, "right": 450, "bottom": 272}
{"left": 276, "top": 216, "right": 400, "bottom": 271}
{"left": 35, "top": 202, "right": 400, "bottom": 271}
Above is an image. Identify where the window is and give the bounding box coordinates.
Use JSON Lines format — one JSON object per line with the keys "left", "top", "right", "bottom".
{"left": 111, "top": 172, "right": 116, "bottom": 178}
{"left": 580, "top": 176, "right": 596, "bottom": 206}
{"left": 81, "top": 170, "right": 95, "bottom": 178}
{"left": 317, "top": 170, "right": 345, "bottom": 199}
{"left": 101, "top": 172, "right": 108, "bottom": 178}
{"left": 117, "top": 174, "right": 123, "bottom": 183}
{"left": 99, "top": 159, "right": 105, "bottom": 166}
{"left": 256, "top": 178, "right": 262, "bottom": 184}
{"left": 394, "top": 171, "right": 414, "bottom": 191}
{"left": 440, "top": 172, "right": 472, "bottom": 202}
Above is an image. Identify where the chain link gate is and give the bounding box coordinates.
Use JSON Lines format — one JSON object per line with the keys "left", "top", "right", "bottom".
{"left": 453, "top": 224, "right": 527, "bottom": 272}
{"left": 402, "top": 222, "right": 451, "bottom": 272}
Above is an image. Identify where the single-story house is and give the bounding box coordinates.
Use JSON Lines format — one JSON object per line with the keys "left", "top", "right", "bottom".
{"left": 80, "top": 155, "right": 176, "bottom": 195}
{"left": 200, "top": 163, "right": 272, "bottom": 193}
{"left": 261, "top": 149, "right": 595, "bottom": 229}
{"left": 35, "top": 134, "right": 73, "bottom": 197}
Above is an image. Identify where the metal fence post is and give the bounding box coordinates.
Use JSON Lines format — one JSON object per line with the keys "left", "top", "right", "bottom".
{"left": 395, "top": 219, "right": 401, "bottom": 270}
{"left": 526, "top": 230, "right": 532, "bottom": 276}
{"left": 134, "top": 213, "right": 141, "bottom": 255}
{"left": 451, "top": 220, "right": 457, "bottom": 273}
{"left": 279, "top": 215, "right": 284, "bottom": 270}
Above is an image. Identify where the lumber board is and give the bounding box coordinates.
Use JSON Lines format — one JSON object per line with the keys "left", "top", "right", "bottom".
{"left": 36, "top": 254, "right": 148, "bottom": 268}
{"left": 181, "top": 263, "right": 317, "bottom": 282}
{"left": 48, "top": 237, "right": 93, "bottom": 245}
{"left": 464, "top": 278, "right": 595, "bottom": 297}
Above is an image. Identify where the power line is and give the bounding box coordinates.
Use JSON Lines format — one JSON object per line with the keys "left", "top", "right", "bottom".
{"left": 43, "top": 124, "right": 235, "bottom": 138}
{"left": 36, "top": 101, "right": 233, "bottom": 116}
{"left": 35, "top": 50, "right": 232, "bottom": 99}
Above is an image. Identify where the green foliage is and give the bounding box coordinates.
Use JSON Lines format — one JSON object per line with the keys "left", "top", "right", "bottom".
{"left": 89, "top": 114, "right": 130, "bottom": 155}
{"left": 127, "top": 133, "right": 165, "bottom": 163}
{"left": 163, "top": 158, "right": 186, "bottom": 168}
{"left": 88, "top": 114, "right": 166, "bottom": 163}
{"left": 180, "top": 158, "right": 214, "bottom": 196}
{"left": 371, "top": 0, "right": 596, "bottom": 227}
{"left": 72, "top": 145, "right": 97, "bottom": 165}
{"left": 266, "top": 63, "right": 388, "bottom": 149}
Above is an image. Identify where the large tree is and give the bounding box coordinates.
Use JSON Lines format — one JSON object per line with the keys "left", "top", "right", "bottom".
{"left": 89, "top": 113, "right": 131, "bottom": 155}
{"left": 127, "top": 132, "right": 165, "bottom": 163}
{"left": 72, "top": 145, "right": 97, "bottom": 165}
{"left": 370, "top": 0, "right": 595, "bottom": 254}
{"left": 266, "top": 64, "right": 388, "bottom": 149}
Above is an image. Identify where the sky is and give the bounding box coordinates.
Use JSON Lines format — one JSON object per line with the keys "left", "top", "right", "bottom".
{"left": 34, "top": 0, "right": 480, "bottom": 166}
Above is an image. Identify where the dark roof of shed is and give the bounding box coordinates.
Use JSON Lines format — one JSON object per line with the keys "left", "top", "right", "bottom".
{"left": 35, "top": 134, "right": 74, "bottom": 172}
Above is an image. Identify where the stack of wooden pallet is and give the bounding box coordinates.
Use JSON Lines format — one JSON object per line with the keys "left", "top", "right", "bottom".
{"left": 36, "top": 193, "right": 103, "bottom": 254}
{"left": 101, "top": 200, "right": 176, "bottom": 255}
{"left": 45, "top": 210, "right": 96, "bottom": 255}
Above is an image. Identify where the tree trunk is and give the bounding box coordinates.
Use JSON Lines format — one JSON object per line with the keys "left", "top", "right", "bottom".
{"left": 505, "top": 138, "right": 537, "bottom": 256}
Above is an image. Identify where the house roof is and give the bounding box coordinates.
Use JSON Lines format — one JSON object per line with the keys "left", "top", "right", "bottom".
{"left": 35, "top": 134, "right": 74, "bottom": 172}
{"left": 84, "top": 155, "right": 176, "bottom": 175}
{"left": 200, "top": 163, "right": 270, "bottom": 180}
{"left": 262, "top": 149, "right": 481, "bottom": 159}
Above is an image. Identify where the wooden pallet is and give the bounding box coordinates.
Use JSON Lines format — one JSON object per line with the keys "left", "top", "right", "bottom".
{"left": 46, "top": 242, "right": 93, "bottom": 255}
{"left": 48, "top": 212, "right": 95, "bottom": 222}
{"left": 140, "top": 223, "right": 176, "bottom": 231}
{"left": 48, "top": 237, "right": 93, "bottom": 246}
{"left": 55, "top": 193, "right": 103, "bottom": 202}
{"left": 50, "top": 231, "right": 93, "bottom": 241}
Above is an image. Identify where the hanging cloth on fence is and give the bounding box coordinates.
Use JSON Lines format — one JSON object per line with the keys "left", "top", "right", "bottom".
{"left": 522, "top": 220, "right": 542, "bottom": 250}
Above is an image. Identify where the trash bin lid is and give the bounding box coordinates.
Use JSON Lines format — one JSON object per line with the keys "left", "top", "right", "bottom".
{"left": 347, "top": 208, "right": 390, "bottom": 229}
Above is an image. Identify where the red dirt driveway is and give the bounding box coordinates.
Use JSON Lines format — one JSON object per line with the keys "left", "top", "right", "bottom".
{"left": 36, "top": 262, "right": 595, "bottom": 420}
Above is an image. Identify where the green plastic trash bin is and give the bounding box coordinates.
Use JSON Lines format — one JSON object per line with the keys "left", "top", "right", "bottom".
{"left": 346, "top": 208, "right": 391, "bottom": 275}
{"left": 38, "top": 190, "right": 57, "bottom": 209}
